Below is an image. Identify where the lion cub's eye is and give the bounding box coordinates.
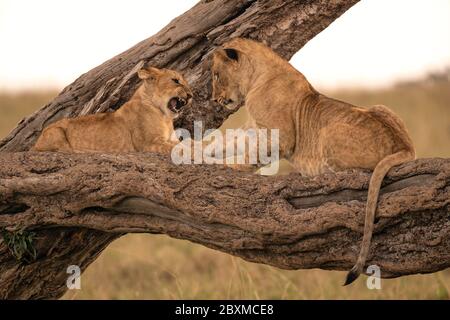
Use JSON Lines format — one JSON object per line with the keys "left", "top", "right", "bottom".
{"left": 172, "top": 78, "right": 180, "bottom": 84}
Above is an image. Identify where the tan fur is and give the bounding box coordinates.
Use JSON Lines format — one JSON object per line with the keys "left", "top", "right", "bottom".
{"left": 32, "top": 67, "right": 192, "bottom": 154}
{"left": 211, "top": 38, "right": 415, "bottom": 284}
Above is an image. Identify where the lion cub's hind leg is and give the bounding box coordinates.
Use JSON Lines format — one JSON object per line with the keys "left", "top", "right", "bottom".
{"left": 32, "top": 126, "right": 73, "bottom": 152}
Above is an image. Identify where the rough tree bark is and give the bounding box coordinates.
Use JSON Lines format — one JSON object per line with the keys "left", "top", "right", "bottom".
{"left": 0, "top": 154, "right": 449, "bottom": 299}
{"left": 2, "top": 0, "right": 446, "bottom": 300}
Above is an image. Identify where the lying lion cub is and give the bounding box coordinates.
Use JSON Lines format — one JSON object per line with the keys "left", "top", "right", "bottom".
{"left": 211, "top": 38, "right": 415, "bottom": 285}
{"left": 33, "top": 66, "right": 192, "bottom": 153}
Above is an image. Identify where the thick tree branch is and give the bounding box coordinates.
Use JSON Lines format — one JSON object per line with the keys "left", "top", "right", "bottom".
{"left": 1, "top": 153, "right": 449, "bottom": 292}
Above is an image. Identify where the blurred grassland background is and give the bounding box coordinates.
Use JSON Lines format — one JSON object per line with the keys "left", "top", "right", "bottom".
{"left": 0, "top": 72, "right": 449, "bottom": 299}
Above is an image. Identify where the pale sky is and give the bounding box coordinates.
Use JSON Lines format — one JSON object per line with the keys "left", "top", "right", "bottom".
{"left": 0, "top": 0, "right": 449, "bottom": 91}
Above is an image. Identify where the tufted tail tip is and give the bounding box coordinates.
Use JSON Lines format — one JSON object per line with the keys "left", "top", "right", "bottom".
{"left": 343, "top": 265, "right": 360, "bottom": 286}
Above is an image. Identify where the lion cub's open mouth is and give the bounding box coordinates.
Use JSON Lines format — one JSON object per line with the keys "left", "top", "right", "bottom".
{"left": 168, "top": 97, "right": 188, "bottom": 113}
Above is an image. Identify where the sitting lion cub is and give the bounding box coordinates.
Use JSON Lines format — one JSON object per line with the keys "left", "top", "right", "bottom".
{"left": 211, "top": 38, "right": 415, "bottom": 285}
{"left": 33, "top": 66, "right": 192, "bottom": 154}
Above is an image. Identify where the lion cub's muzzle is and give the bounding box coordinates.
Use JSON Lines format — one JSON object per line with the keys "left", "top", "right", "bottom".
{"left": 213, "top": 96, "right": 234, "bottom": 108}
{"left": 214, "top": 96, "right": 242, "bottom": 111}
{"left": 168, "top": 92, "right": 192, "bottom": 113}
{"left": 214, "top": 96, "right": 233, "bottom": 106}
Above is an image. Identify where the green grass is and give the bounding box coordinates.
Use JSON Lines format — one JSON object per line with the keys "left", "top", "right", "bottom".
{"left": 0, "top": 82, "right": 449, "bottom": 300}
{"left": 61, "top": 234, "right": 450, "bottom": 300}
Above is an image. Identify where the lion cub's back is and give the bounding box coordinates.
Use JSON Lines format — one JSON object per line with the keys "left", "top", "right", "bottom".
{"left": 366, "top": 105, "right": 415, "bottom": 155}
{"left": 37, "top": 113, "right": 134, "bottom": 152}
{"left": 319, "top": 104, "right": 409, "bottom": 171}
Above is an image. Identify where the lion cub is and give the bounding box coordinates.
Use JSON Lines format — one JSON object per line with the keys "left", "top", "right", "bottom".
{"left": 211, "top": 38, "right": 415, "bottom": 285}
{"left": 33, "top": 66, "right": 192, "bottom": 154}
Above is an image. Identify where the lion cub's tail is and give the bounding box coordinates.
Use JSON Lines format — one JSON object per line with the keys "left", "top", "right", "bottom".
{"left": 344, "top": 105, "right": 415, "bottom": 286}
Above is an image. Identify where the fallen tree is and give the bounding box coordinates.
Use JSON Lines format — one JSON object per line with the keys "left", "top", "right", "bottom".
{"left": 0, "top": 0, "right": 448, "bottom": 300}
{"left": 1, "top": 153, "right": 449, "bottom": 298}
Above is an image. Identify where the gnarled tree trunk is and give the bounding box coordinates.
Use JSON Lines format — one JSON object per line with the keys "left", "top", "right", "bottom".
{"left": 2, "top": 0, "right": 447, "bottom": 300}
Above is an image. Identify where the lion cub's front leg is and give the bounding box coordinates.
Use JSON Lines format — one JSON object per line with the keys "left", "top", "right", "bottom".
{"left": 222, "top": 124, "right": 260, "bottom": 173}
{"left": 143, "top": 139, "right": 177, "bottom": 155}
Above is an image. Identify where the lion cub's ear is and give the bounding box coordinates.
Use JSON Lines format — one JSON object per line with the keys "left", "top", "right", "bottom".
{"left": 138, "top": 66, "right": 162, "bottom": 80}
